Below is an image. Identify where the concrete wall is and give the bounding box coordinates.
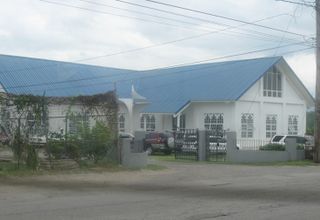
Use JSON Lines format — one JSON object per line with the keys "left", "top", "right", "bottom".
{"left": 225, "top": 132, "right": 305, "bottom": 163}
{"left": 120, "top": 139, "right": 147, "bottom": 169}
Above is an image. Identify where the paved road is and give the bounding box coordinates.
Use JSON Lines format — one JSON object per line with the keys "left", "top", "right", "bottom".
{"left": 1, "top": 161, "right": 320, "bottom": 220}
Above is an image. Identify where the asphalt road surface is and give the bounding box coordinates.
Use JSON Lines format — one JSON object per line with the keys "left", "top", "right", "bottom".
{"left": 1, "top": 161, "right": 320, "bottom": 220}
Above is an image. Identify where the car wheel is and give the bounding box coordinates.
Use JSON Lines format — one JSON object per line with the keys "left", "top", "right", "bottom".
{"left": 167, "top": 137, "right": 174, "bottom": 148}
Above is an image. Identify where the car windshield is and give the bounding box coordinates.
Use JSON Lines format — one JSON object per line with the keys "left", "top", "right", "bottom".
{"left": 272, "top": 135, "right": 284, "bottom": 142}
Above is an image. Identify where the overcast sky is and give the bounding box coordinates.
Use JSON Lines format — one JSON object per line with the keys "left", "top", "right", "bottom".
{"left": 0, "top": 0, "right": 316, "bottom": 95}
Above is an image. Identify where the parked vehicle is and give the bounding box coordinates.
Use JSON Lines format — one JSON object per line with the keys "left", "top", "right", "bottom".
{"left": 270, "top": 135, "right": 307, "bottom": 146}
{"left": 29, "top": 135, "right": 47, "bottom": 146}
{"left": 208, "top": 136, "right": 227, "bottom": 152}
{"left": 143, "top": 132, "right": 174, "bottom": 155}
{"left": 180, "top": 133, "right": 198, "bottom": 152}
{"left": 118, "top": 132, "right": 135, "bottom": 140}
{"left": 304, "top": 135, "right": 314, "bottom": 160}
{"left": 48, "top": 132, "right": 65, "bottom": 141}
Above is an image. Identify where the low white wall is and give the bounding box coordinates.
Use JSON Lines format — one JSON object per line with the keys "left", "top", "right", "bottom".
{"left": 120, "top": 139, "right": 147, "bottom": 169}
{"left": 226, "top": 132, "right": 305, "bottom": 163}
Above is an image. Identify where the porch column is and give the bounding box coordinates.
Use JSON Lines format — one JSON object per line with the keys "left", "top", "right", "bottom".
{"left": 177, "top": 114, "right": 181, "bottom": 131}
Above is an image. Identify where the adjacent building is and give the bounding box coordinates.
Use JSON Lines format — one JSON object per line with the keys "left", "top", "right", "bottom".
{"left": 0, "top": 54, "right": 314, "bottom": 140}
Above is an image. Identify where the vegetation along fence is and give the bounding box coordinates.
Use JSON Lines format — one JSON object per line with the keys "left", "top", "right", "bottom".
{"left": 0, "top": 92, "right": 119, "bottom": 170}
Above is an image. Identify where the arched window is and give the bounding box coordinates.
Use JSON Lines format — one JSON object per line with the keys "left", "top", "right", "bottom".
{"left": 140, "top": 114, "right": 156, "bottom": 131}
{"left": 204, "top": 113, "right": 224, "bottom": 136}
{"left": 266, "top": 115, "right": 277, "bottom": 138}
{"left": 241, "top": 113, "right": 254, "bottom": 138}
{"left": 150, "top": 115, "right": 155, "bottom": 131}
{"left": 118, "top": 114, "right": 125, "bottom": 132}
{"left": 288, "top": 115, "right": 298, "bottom": 135}
{"left": 263, "top": 67, "right": 282, "bottom": 97}
{"left": 204, "top": 114, "right": 211, "bottom": 130}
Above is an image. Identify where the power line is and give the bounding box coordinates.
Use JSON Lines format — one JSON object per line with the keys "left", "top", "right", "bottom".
{"left": 274, "top": 3, "right": 301, "bottom": 55}
{"left": 39, "top": 0, "right": 203, "bottom": 32}
{"left": 77, "top": 0, "right": 300, "bottom": 43}
{"left": 74, "top": 0, "right": 218, "bottom": 33}
{"left": 8, "top": 43, "right": 313, "bottom": 93}
{"left": 2, "top": 6, "right": 311, "bottom": 79}
{"left": 114, "top": 0, "right": 312, "bottom": 43}
{"left": 5, "top": 41, "right": 313, "bottom": 90}
{"left": 276, "top": 0, "right": 316, "bottom": 8}
{"left": 0, "top": 0, "right": 312, "bottom": 94}
{"left": 143, "top": 0, "right": 310, "bottom": 37}
{"left": 29, "top": 47, "right": 314, "bottom": 106}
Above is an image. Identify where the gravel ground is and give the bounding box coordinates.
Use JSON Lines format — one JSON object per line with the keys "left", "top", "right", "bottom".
{"left": 1, "top": 160, "right": 320, "bottom": 220}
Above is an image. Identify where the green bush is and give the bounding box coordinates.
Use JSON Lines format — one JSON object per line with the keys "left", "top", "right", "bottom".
{"left": 47, "top": 140, "right": 65, "bottom": 159}
{"left": 47, "top": 121, "right": 115, "bottom": 164}
{"left": 259, "top": 143, "right": 285, "bottom": 151}
{"left": 81, "top": 121, "right": 114, "bottom": 163}
{"left": 297, "top": 144, "right": 305, "bottom": 150}
{"left": 25, "top": 145, "right": 38, "bottom": 170}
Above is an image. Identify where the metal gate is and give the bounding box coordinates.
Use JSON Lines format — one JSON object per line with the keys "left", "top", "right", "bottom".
{"left": 174, "top": 129, "right": 199, "bottom": 160}
{"left": 206, "top": 130, "right": 227, "bottom": 162}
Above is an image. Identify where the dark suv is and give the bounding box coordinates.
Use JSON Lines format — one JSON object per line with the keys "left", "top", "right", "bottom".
{"left": 143, "top": 132, "right": 174, "bottom": 155}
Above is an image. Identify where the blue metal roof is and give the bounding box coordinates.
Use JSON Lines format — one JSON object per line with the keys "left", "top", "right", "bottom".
{"left": 0, "top": 54, "right": 135, "bottom": 97}
{"left": 0, "top": 54, "right": 282, "bottom": 113}
{"left": 134, "top": 56, "right": 281, "bottom": 113}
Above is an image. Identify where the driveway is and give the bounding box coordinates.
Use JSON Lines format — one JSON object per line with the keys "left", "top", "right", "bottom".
{"left": 1, "top": 160, "right": 320, "bottom": 220}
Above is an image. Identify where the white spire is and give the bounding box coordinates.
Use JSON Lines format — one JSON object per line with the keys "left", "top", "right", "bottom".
{"left": 131, "top": 84, "right": 146, "bottom": 101}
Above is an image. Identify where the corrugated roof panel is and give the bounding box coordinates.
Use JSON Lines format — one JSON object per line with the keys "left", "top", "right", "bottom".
{"left": 0, "top": 54, "right": 282, "bottom": 113}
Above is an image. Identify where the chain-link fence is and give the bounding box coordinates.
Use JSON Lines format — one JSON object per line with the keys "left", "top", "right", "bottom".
{"left": 0, "top": 92, "right": 119, "bottom": 170}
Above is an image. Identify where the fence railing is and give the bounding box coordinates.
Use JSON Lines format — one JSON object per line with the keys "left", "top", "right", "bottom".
{"left": 237, "top": 139, "right": 270, "bottom": 151}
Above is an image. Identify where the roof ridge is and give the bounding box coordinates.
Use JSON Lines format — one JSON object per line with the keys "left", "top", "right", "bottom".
{"left": 0, "top": 53, "right": 134, "bottom": 72}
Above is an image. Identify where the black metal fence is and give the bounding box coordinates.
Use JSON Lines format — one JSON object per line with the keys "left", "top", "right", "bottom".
{"left": 205, "top": 130, "right": 227, "bottom": 162}
{"left": 174, "top": 129, "right": 199, "bottom": 160}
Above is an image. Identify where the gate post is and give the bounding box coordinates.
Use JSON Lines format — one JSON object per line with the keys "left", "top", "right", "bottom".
{"left": 226, "top": 131, "right": 237, "bottom": 162}
{"left": 285, "top": 137, "right": 298, "bottom": 161}
{"left": 198, "top": 130, "right": 206, "bottom": 161}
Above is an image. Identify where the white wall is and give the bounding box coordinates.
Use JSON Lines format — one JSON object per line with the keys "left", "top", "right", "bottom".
{"left": 125, "top": 63, "right": 309, "bottom": 137}
{"left": 184, "top": 102, "right": 235, "bottom": 131}
{"left": 238, "top": 62, "right": 308, "bottom": 139}
{"left": 118, "top": 101, "right": 130, "bottom": 132}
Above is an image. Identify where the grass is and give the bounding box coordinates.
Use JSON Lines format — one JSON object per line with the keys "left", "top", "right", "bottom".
{"left": 150, "top": 155, "right": 319, "bottom": 167}
{"left": 0, "top": 162, "right": 40, "bottom": 177}
{"left": 0, "top": 158, "right": 167, "bottom": 177}
{"left": 244, "top": 160, "right": 319, "bottom": 167}
{"left": 144, "top": 164, "right": 167, "bottom": 171}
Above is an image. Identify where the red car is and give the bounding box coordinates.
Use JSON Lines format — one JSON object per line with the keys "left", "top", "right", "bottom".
{"left": 143, "top": 132, "right": 174, "bottom": 155}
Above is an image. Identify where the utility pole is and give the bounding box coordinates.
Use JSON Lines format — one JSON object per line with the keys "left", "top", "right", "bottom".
{"left": 314, "top": 0, "right": 320, "bottom": 162}
{"left": 277, "top": 0, "right": 319, "bottom": 161}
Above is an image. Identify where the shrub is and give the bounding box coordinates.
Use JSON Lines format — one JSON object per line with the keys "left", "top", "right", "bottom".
{"left": 81, "top": 121, "right": 113, "bottom": 163}
{"left": 259, "top": 143, "right": 285, "bottom": 151}
{"left": 25, "top": 144, "right": 38, "bottom": 170}
{"left": 297, "top": 144, "right": 305, "bottom": 150}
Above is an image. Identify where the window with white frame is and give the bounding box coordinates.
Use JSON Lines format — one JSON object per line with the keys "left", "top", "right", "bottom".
{"left": 241, "top": 113, "right": 254, "bottom": 138}
{"left": 172, "top": 114, "right": 186, "bottom": 131}
{"left": 288, "top": 115, "right": 298, "bottom": 135}
{"left": 118, "top": 114, "right": 125, "bottom": 132}
{"left": 140, "top": 114, "right": 155, "bottom": 132}
{"left": 204, "top": 113, "right": 224, "bottom": 135}
{"left": 68, "top": 112, "right": 89, "bottom": 135}
{"left": 263, "top": 66, "right": 282, "bottom": 97}
{"left": 266, "top": 115, "right": 277, "bottom": 138}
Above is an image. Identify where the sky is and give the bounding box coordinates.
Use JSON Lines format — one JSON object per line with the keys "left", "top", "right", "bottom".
{"left": 0, "top": 0, "right": 316, "bottom": 95}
